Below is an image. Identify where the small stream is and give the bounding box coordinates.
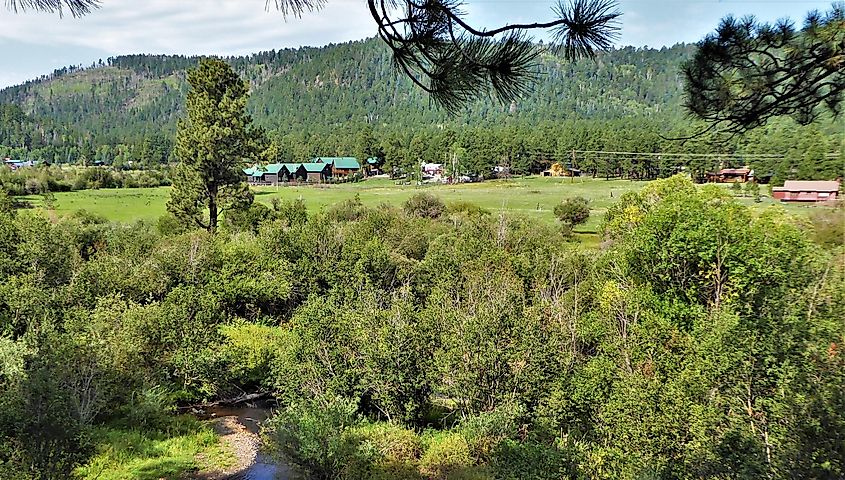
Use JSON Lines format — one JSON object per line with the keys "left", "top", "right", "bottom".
{"left": 200, "top": 401, "right": 294, "bottom": 480}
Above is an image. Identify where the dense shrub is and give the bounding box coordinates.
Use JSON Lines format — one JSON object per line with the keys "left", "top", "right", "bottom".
{"left": 403, "top": 192, "right": 446, "bottom": 219}
{"left": 346, "top": 423, "right": 423, "bottom": 480}
{"left": 809, "top": 200, "right": 844, "bottom": 246}
{"left": 0, "top": 175, "right": 842, "bottom": 478}
{"left": 327, "top": 194, "right": 368, "bottom": 222}
{"left": 0, "top": 165, "right": 170, "bottom": 197}
{"left": 553, "top": 196, "right": 590, "bottom": 228}
{"left": 224, "top": 202, "right": 275, "bottom": 233}
{"left": 265, "top": 398, "right": 363, "bottom": 480}
{"left": 419, "top": 432, "right": 492, "bottom": 480}
{"left": 447, "top": 201, "right": 490, "bottom": 217}
{"left": 271, "top": 197, "right": 308, "bottom": 226}
{"left": 490, "top": 439, "right": 575, "bottom": 480}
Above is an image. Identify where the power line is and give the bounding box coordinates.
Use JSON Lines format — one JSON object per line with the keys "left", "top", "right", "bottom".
{"left": 523, "top": 149, "right": 840, "bottom": 159}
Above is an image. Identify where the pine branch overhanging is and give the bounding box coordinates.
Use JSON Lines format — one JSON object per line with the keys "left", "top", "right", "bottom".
{"left": 4, "top": 0, "right": 98, "bottom": 17}
{"left": 368, "top": 0, "right": 621, "bottom": 113}
{"left": 682, "top": 1, "right": 845, "bottom": 136}
{"left": 5, "top": 0, "right": 622, "bottom": 113}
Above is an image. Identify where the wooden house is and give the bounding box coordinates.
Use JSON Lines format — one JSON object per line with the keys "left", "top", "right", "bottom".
{"left": 707, "top": 167, "right": 752, "bottom": 183}
{"left": 313, "top": 157, "right": 361, "bottom": 176}
{"left": 422, "top": 163, "right": 444, "bottom": 176}
{"left": 243, "top": 166, "right": 264, "bottom": 184}
{"left": 299, "top": 162, "right": 332, "bottom": 183}
{"left": 243, "top": 164, "right": 285, "bottom": 185}
{"left": 772, "top": 180, "right": 840, "bottom": 203}
{"left": 279, "top": 163, "right": 300, "bottom": 182}
{"left": 365, "top": 157, "right": 381, "bottom": 176}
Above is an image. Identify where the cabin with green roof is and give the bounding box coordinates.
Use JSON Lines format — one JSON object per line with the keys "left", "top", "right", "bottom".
{"left": 300, "top": 162, "right": 332, "bottom": 183}
{"left": 243, "top": 160, "right": 336, "bottom": 184}
{"left": 313, "top": 157, "right": 361, "bottom": 176}
{"left": 365, "top": 157, "right": 382, "bottom": 176}
{"left": 243, "top": 163, "right": 288, "bottom": 185}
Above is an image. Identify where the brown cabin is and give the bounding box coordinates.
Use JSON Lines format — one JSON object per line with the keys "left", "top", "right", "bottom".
{"left": 707, "top": 167, "right": 752, "bottom": 183}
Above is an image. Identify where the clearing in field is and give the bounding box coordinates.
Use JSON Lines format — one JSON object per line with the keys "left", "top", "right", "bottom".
{"left": 24, "top": 176, "right": 818, "bottom": 232}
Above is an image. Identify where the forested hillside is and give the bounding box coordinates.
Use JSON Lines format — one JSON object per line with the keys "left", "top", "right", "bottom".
{"left": 0, "top": 38, "right": 693, "bottom": 140}
{"left": 1, "top": 38, "right": 842, "bottom": 181}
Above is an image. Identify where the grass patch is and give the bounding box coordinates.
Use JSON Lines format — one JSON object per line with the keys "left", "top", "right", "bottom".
{"left": 23, "top": 176, "right": 820, "bottom": 233}
{"left": 23, "top": 187, "right": 171, "bottom": 223}
{"left": 25, "top": 177, "right": 647, "bottom": 228}
{"left": 74, "top": 416, "right": 234, "bottom": 480}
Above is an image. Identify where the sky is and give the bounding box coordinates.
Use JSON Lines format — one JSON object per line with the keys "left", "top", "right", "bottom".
{"left": 0, "top": 0, "right": 836, "bottom": 88}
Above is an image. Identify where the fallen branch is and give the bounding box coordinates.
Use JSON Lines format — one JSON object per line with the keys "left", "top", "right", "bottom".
{"left": 177, "top": 392, "right": 270, "bottom": 411}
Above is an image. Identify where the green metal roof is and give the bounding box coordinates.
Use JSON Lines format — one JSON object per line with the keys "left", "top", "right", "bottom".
{"left": 313, "top": 157, "right": 360, "bottom": 169}
{"left": 244, "top": 164, "right": 284, "bottom": 176}
{"left": 366, "top": 157, "right": 380, "bottom": 165}
{"left": 334, "top": 157, "right": 361, "bottom": 170}
{"left": 263, "top": 164, "right": 284, "bottom": 174}
{"left": 301, "top": 162, "right": 331, "bottom": 173}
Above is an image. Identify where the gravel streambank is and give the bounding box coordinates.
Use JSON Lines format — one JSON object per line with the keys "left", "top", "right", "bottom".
{"left": 196, "top": 415, "right": 295, "bottom": 480}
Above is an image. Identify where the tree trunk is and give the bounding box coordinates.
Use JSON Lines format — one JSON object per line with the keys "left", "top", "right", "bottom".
{"left": 208, "top": 189, "right": 218, "bottom": 234}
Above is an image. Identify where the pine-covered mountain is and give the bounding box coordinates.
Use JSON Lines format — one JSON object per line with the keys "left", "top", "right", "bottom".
{"left": 1, "top": 38, "right": 841, "bottom": 182}
{"left": 0, "top": 38, "right": 694, "bottom": 144}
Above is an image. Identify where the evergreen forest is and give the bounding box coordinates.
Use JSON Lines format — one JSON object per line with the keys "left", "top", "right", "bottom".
{"left": 1, "top": 39, "right": 842, "bottom": 183}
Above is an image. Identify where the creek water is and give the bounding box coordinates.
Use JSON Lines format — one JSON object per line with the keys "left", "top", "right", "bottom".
{"left": 201, "top": 401, "right": 294, "bottom": 480}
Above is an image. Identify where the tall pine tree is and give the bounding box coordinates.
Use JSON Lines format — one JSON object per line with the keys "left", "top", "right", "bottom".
{"left": 168, "top": 58, "right": 264, "bottom": 233}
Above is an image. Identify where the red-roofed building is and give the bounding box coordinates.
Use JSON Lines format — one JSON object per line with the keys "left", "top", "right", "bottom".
{"left": 772, "top": 180, "right": 840, "bottom": 203}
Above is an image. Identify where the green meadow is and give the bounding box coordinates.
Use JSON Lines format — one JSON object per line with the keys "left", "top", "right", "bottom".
{"left": 24, "top": 176, "right": 819, "bottom": 232}
{"left": 73, "top": 416, "right": 234, "bottom": 480}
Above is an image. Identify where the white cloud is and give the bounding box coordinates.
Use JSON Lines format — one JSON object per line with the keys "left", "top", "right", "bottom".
{"left": 0, "top": 0, "right": 834, "bottom": 88}
{"left": 0, "top": 0, "right": 375, "bottom": 56}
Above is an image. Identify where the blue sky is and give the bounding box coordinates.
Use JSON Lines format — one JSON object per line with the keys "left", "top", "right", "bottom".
{"left": 0, "top": 0, "right": 835, "bottom": 88}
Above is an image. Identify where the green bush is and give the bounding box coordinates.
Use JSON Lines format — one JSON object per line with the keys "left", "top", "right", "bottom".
{"left": 809, "top": 201, "right": 844, "bottom": 246}
{"left": 224, "top": 202, "right": 275, "bottom": 233}
{"left": 458, "top": 403, "right": 524, "bottom": 461}
{"left": 271, "top": 197, "right": 308, "bottom": 226}
{"left": 489, "top": 439, "right": 574, "bottom": 480}
{"left": 265, "top": 397, "right": 364, "bottom": 480}
{"left": 553, "top": 196, "right": 590, "bottom": 228}
{"left": 346, "top": 423, "right": 423, "bottom": 480}
{"left": 219, "top": 321, "right": 289, "bottom": 387}
{"left": 419, "top": 432, "right": 492, "bottom": 480}
{"left": 156, "top": 213, "right": 189, "bottom": 235}
{"left": 447, "top": 201, "right": 490, "bottom": 217}
{"left": 403, "top": 192, "right": 446, "bottom": 219}
{"left": 328, "top": 194, "right": 368, "bottom": 222}
{"left": 114, "top": 385, "right": 176, "bottom": 431}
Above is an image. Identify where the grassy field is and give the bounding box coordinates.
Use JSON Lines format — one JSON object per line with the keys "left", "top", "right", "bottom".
{"left": 74, "top": 416, "right": 234, "bottom": 480}
{"left": 23, "top": 176, "right": 822, "bottom": 232}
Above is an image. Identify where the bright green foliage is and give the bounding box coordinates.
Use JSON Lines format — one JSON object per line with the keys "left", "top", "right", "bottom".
{"left": 745, "top": 180, "right": 761, "bottom": 202}
{"left": 809, "top": 202, "right": 845, "bottom": 247}
{"left": 553, "top": 196, "right": 590, "bottom": 233}
{"left": 168, "top": 58, "right": 263, "bottom": 233}
{"left": 265, "top": 397, "right": 363, "bottom": 480}
{"left": 73, "top": 416, "right": 231, "bottom": 480}
{"left": 0, "top": 173, "right": 842, "bottom": 478}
